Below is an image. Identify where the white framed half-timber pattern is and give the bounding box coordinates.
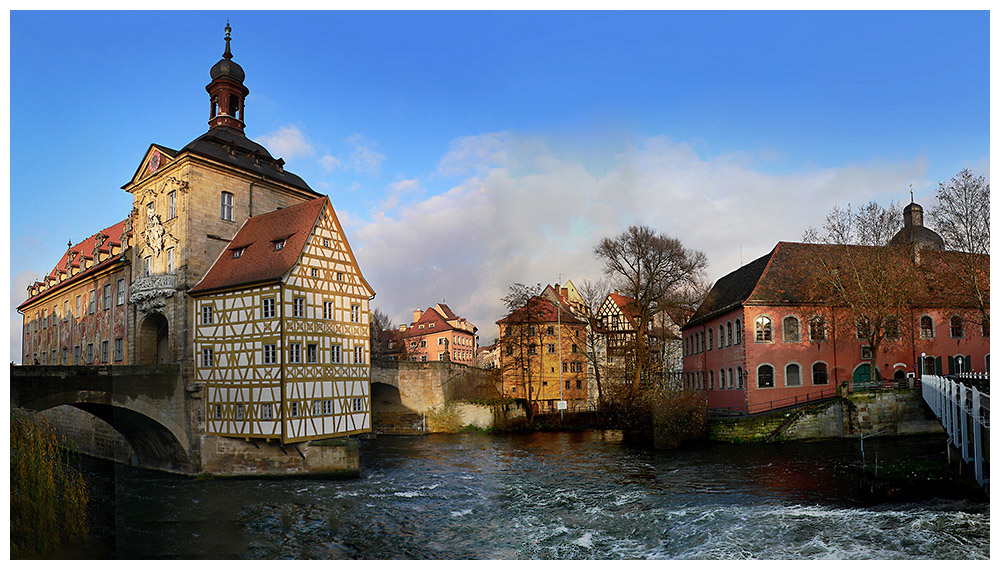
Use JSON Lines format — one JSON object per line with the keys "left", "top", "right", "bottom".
{"left": 193, "top": 199, "right": 374, "bottom": 443}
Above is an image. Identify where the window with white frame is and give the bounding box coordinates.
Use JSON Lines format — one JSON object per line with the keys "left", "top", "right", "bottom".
{"left": 114, "top": 338, "right": 123, "bottom": 361}
{"left": 785, "top": 363, "right": 801, "bottom": 387}
{"left": 727, "top": 367, "right": 734, "bottom": 389}
{"left": 166, "top": 248, "right": 175, "bottom": 274}
{"left": 757, "top": 364, "right": 774, "bottom": 388}
{"left": 117, "top": 278, "right": 125, "bottom": 305}
{"left": 201, "top": 347, "right": 214, "bottom": 367}
{"left": 143, "top": 256, "right": 152, "bottom": 277}
{"left": 289, "top": 343, "right": 302, "bottom": 363}
{"left": 323, "top": 238, "right": 330, "bottom": 248}
{"left": 351, "top": 305, "right": 360, "bottom": 323}
{"left": 323, "top": 400, "right": 333, "bottom": 415}
{"left": 235, "top": 403, "right": 244, "bottom": 420}
{"left": 719, "top": 325, "right": 725, "bottom": 348}
{"left": 168, "top": 191, "right": 176, "bottom": 219}
{"left": 735, "top": 319, "right": 742, "bottom": 344}
{"left": 354, "top": 346, "right": 363, "bottom": 364}
{"left": 754, "top": 316, "right": 772, "bottom": 343}
{"left": 103, "top": 284, "right": 112, "bottom": 310}
{"left": 89, "top": 290, "right": 96, "bottom": 314}
{"left": 707, "top": 328, "right": 713, "bottom": 351}
{"left": 214, "top": 404, "right": 222, "bottom": 419}
{"left": 101, "top": 341, "right": 109, "bottom": 363}
{"left": 783, "top": 316, "right": 800, "bottom": 342}
{"left": 263, "top": 344, "right": 276, "bottom": 365}
{"left": 313, "top": 400, "right": 322, "bottom": 416}
{"left": 291, "top": 402, "right": 299, "bottom": 418}
{"left": 307, "top": 343, "right": 318, "bottom": 363}
{"left": 809, "top": 315, "right": 826, "bottom": 341}
{"left": 273, "top": 239, "right": 285, "bottom": 251}
{"left": 311, "top": 268, "right": 319, "bottom": 278}
{"left": 262, "top": 297, "right": 275, "bottom": 319}
{"left": 323, "top": 301, "right": 333, "bottom": 320}
{"left": 293, "top": 297, "right": 305, "bottom": 318}
{"left": 261, "top": 403, "right": 273, "bottom": 420}
{"left": 352, "top": 398, "right": 364, "bottom": 412}
{"left": 920, "top": 315, "right": 934, "bottom": 339}
{"left": 950, "top": 315, "right": 964, "bottom": 338}
{"left": 201, "top": 305, "right": 213, "bottom": 325}
{"left": 221, "top": 192, "right": 234, "bottom": 221}
{"left": 331, "top": 344, "right": 342, "bottom": 363}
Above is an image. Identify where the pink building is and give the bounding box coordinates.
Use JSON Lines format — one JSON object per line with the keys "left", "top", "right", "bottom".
{"left": 395, "top": 304, "right": 478, "bottom": 365}
{"left": 682, "top": 209, "right": 988, "bottom": 414}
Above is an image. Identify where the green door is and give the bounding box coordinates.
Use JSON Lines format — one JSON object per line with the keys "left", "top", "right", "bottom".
{"left": 853, "top": 364, "right": 872, "bottom": 385}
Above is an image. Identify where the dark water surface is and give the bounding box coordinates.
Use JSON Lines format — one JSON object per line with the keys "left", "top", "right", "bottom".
{"left": 72, "top": 431, "right": 988, "bottom": 559}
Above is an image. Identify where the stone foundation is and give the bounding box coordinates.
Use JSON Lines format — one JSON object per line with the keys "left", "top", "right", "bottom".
{"left": 198, "top": 435, "right": 360, "bottom": 477}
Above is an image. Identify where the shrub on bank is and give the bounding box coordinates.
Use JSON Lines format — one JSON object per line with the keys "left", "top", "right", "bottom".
{"left": 600, "top": 384, "right": 707, "bottom": 449}
{"left": 10, "top": 410, "right": 89, "bottom": 558}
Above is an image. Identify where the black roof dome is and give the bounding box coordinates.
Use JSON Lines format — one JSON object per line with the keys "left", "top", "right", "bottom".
{"left": 210, "top": 22, "right": 245, "bottom": 83}
{"left": 889, "top": 201, "right": 944, "bottom": 251}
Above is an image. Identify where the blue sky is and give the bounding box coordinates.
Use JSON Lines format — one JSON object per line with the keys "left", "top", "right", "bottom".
{"left": 8, "top": 11, "right": 989, "bottom": 359}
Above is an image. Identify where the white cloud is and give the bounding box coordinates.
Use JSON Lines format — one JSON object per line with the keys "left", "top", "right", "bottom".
{"left": 345, "top": 134, "right": 385, "bottom": 175}
{"left": 382, "top": 178, "right": 422, "bottom": 210}
{"left": 320, "top": 154, "right": 341, "bottom": 171}
{"left": 351, "top": 132, "right": 926, "bottom": 340}
{"left": 255, "top": 125, "right": 315, "bottom": 160}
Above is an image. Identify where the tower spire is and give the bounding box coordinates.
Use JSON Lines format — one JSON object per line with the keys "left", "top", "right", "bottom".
{"left": 223, "top": 20, "right": 233, "bottom": 60}
{"left": 909, "top": 183, "right": 914, "bottom": 204}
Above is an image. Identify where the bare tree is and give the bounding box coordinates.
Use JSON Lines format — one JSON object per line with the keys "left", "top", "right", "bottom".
{"left": 369, "top": 307, "right": 395, "bottom": 359}
{"left": 594, "top": 226, "right": 707, "bottom": 389}
{"left": 577, "top": 279, "right": 611, "bottom": 405}
{"left": 928, "top": 169, "right": 990, "bottom": 325}
{"left": 803, "top": 201, "right": 918, "bottom": 382}
{"left": 498, "top": 283, "right": 544, "bottom": 418}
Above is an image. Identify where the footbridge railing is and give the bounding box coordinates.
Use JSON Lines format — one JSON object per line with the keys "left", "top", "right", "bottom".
{"left": 921, "top": 374, "right": 989, "bottom": 489}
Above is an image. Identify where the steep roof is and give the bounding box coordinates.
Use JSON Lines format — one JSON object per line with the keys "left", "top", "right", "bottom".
{"left": 497, "top": 295, "right": 587, "bottom": 326}
{"left": 19, "top": 219, "right": 130, "bottom": 310}
{"left": 179, "top": 126, "right": 317, "bottom": 194}
{"left": 683, "top": 241, "right": 989, "bottom": 329}
{"left": 401, "top": 304, "right": 476, "bottom": 338}
{"left": 189, "top": 197, "right": 327, "bottom": 294}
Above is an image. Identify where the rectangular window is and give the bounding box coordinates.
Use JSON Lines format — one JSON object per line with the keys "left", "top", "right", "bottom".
{"left": 293, "top": 297, "right": 305, "bottom": 318}
{"left": 547, "top": 343, "right": 556, "bottom": 353}
{"left": 214, "top": 404, "right": 222, "bottom": 420}
{"left": 262, "top": 297, "right": 275, "bottom": 319}
{"left": 117, "top": 278, "right": 125, "bottom": 305}
{"left": 104, "top": 284, "right": 112, "bottom": 310}
{"left": 166, "top": 248, "right": 175, "bottom": 274}
{"left": 307, "top": 343, "right": 318, "bottom": 363}
{"left": 63, "top": 300, "right": 69, "bottom": 320}
{"left": 73, "top": 345, "right": 80, "bottom": 365}
{"left": 143, "top": 256, "right": 152, "bottom": 277}
{"left": 289, "top": 343, "right": 301, "bottom": 364}
{"left": 61, "top": 348, "right": 68, "bottom": 365}
{"left": 331, "top": 345, "right": 342, "bottom": 363}
{"left": 576, "top": 379, "right": 582, "bottom": 389}
{"left": 168, "top": 191, "right": 176, "bottom": 219}
{"left": 41, "top": 309, "right": 47, "bottom": 328}
{"left": 313, "top": 400, "right": 322, "bottom": 416}
{"left": 115, "top": 338, "right": 123, "bottom": 361}
{"left": 261, "top": 403, "right": 273, "bottom": 420}
{"left": 311, "top": 268, "right": 319, "bottom": 278}
{"left": 546, "top": 326, "right": 555, "bottom": 335}
{"left": 322, "top": 238, "right": 330, "bottom": 248}
{"left": 354, "top": 346, "right": 363, "bottom": 365}
{"left": 263, "top": 344, "right": 276, "bottom": 365}
{"left": 323, "top": 400, "right": 332, "bottom": 415}
{"left": 232, "top": 248, "right": 244, "bottom": 259}
{"left": 201, "top": 348, "right": 214, "bottom": 367}
{"left": 76, "top": 295, "right": 81, "bottom": 316}
{"left": 290, "top": 402, "right": 299, "bottom": 418}
{"left": 101, "top": 340, "right": 109, "bottom": 363}
{"left": 809, "top": 317, "right": 826, "bottom": 341}
{"left": 201, "top": 305, "right": 213, "bottom": 325}
{"left": 337, "top": 272, "right": 344, "bottom": 282}
{"left": 439, "top": 337, "right": 446, "bottom": 345}
{"left": 323, "top": 301, "right": 333, "bottom": 320}
{"left": 273, "top": 239, "right": 285, "bottom": 251}
{"left": 351, "top": 305, "right": 360, "bottom": 323}
{"left": 86, "top": 343, "right": 94, "bottom": 364}
{"left": 235, "top": 403, "right": 244, "bottom": 421}
{"left": 221, "top": 192, "right": 234, "bottom": 221}
{"left": 89, "top": 290, "right": 97, "bottom": 313}
{"left": 352, "top": 398, "right": 364, "bottom": 413}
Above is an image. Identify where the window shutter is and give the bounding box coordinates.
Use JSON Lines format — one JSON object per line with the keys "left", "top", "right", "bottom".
{"left": 947, "top": 356, "right": 955, "bottom": 375}
{"left": 935, "top": 356, "right": 943, "bottom": 376}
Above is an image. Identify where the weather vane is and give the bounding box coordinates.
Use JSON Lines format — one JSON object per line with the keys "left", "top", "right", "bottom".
{"left": 909, "top": 184, "right": 914, "bottom": 204}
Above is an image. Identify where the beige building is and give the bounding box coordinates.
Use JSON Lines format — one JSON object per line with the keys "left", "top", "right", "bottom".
{"left": 18, "top": 25, "right": 374, "bottom": 444}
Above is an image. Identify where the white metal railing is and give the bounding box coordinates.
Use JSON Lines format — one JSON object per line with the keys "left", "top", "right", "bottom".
{"left": 921, "top": 374, "right": 990, "bottom": 489}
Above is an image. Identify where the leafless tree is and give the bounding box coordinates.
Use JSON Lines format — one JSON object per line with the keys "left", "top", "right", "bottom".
{"left": 594, "top": 225, "right": 707, "bottom": 389}
{"left": 803, "top": 201, "right": 918, "bottom": 381}
{"left": 498, "top": 283, "right": 544, "bottom": 417}
{"left": 928, "top": 169, "right": 990, "bottom": 325}
{"left": 369, "top": 307, "right": 395, "bottom": 359}
{"left": 577, "top": 279, "right": 611, "bottom": 405}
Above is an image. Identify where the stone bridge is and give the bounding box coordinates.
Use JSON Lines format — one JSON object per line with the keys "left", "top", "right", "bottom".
{"left": 11, "top": 364, "right": 196, "bottom": 473}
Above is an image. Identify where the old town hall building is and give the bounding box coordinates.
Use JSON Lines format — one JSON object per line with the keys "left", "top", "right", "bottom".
{"left": 18, "top": 26, "right": 375, "bottom": 443}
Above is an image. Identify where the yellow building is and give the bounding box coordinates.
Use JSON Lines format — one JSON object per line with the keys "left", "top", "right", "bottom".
{"left": 497, "top": 289, "right": 589, "bottom": 412}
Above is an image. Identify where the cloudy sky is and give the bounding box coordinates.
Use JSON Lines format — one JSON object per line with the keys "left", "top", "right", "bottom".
{"left": 8, "top": 11, "right": 989, "bottom": 359}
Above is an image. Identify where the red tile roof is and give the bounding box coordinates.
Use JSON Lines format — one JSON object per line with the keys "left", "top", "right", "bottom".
{"left": 189, "top": 197, "right": 328, "bottom": 294}
{"left": 18, "top": 219, "right": 129, "bottom": 310}
{"left": 496, "top": 295, "right": 587, "bottom": 326}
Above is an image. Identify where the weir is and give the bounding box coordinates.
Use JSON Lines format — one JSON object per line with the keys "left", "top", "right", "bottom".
{"left": 920, "top": 374, "right": 990, "bottom": 490}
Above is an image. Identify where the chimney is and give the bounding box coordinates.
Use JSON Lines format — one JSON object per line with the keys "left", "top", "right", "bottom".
{"left": 413, "top": 309, "right": 423, "bottom": 323}
{"left": 398, "top": 324, "right": 407, "bottom": 332}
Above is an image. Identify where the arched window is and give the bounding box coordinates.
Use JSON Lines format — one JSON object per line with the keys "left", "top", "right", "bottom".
{"left": 809, "top": 315, "right": 827, "bottom": 341}
{"left": 754, "top": 316, "right": 773, "bottom": 343}
{"left": 719, "top": 325, "right": 725, "bottom": 348}
{"left": 727, "top": 367, "right": 734, "bottom": 389}
{"left": 785, "top": 363, "right": 801, "bottom": 387}
{"left": 709, "top": 370, "right": 714, "bottom": 390}
{"left": 783, "top": 316, "right": 800, "bottom": 342}
{"left": 737, "top": 366, "right": 744, "bottom": 389}
{"left": 229, "top": 94, "right": 240, "bottom": 116}
{"left": 720, "top": 368, "right": 726, "bottom": 390}
{"left": 757, "top": 364, "right": 774, "bottom": 388}
{"left": 812, "top": 362, "right": 829, "bottom": 385}
{"left": 700, "top": 331, "right": 706, "bottom": 352}
{"left": 727, "top": 321, "right": 733, "bottom": 346}
{"left": 920, "top": 315, "right": 934, "bottom": 339}
{"left": 735, "top": 319, "right": 742, "bottom": 344}
{"left": 707, "top": 328, "right": 713, "bottom": 351}
{"left": 950, "top": 315, "right": 964, "bottom": 338}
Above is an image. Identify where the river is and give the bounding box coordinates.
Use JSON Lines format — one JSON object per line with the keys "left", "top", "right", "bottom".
{"left": 66, "top": 431, "right": 988, "bottom": 559}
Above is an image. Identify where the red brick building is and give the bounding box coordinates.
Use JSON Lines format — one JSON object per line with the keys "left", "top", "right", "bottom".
{"left": 682, "top": 205, "right": 989, "bottom": 414}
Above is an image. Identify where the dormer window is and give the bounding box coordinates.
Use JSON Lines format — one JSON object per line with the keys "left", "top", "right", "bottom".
{"left": 274, "top": 239, "right": 285, "bottom": 251}
{"left": 232, "top": 247, "right": 245, "bottom": 259}
{"left": 429, "top": 323, "right": 435, "bottom": 328}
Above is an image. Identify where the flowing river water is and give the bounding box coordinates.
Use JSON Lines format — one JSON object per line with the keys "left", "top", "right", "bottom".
{"left": 68, "top": 431, "right": 987, "bottom": 559}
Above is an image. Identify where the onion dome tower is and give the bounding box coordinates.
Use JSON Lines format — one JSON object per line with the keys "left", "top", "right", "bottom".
{"left": 889, "top": 199, "right": 945, "bottom": 251}
{"left": 206, "top": 22, "right": 249, "bottom": 132}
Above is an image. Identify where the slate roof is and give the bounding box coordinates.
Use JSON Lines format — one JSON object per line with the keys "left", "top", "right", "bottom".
{"left": 188, "top": 197, "right": 327, "bottom": 294}
{"left": 180, "top": 126, "right": 317, "bottom": 194}
{"left": 19, "top": 220, "right": 129, "bottom": 310}
{"left": 683, "top": 241, "right": 988, "bottom": 330}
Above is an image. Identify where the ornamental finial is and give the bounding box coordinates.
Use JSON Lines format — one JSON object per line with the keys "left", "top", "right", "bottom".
{"left": 223, "top": 21, "right": 233, "bottom": 60}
